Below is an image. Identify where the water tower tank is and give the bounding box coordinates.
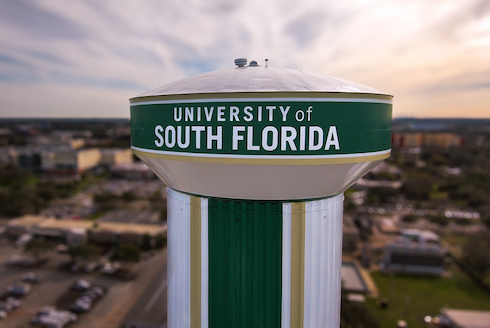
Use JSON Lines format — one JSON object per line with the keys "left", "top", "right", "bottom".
{"left": 130, "top": 59, "right": 392, "bottom": 328}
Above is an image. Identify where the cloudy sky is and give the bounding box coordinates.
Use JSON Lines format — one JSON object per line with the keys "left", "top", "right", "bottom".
{"left": 0, "top": 0, "right": 489, "bottom": 118}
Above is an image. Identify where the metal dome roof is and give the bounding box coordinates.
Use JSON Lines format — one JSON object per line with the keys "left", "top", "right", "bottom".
{"left": 133, "top": 62, "right": 389, "bottom": 99}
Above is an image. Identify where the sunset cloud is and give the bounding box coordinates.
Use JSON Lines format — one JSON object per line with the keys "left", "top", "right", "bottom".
{"left": 0, "top": 0, "right": 488, "bottom": 118}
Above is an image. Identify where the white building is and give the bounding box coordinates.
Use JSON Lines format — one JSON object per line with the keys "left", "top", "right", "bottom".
{"left": 41, "top": 147, "right": 101, "bottom": 175}
{"left": 100, "top": 148, "right": 133, "bottom": 166}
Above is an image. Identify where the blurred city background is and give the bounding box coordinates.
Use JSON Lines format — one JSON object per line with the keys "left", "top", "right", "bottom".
{"left": 0, "top": 117, "right": 490, "bottom": 328}
{"left": 0, "top": 1, "right": 489, "bottom": 328}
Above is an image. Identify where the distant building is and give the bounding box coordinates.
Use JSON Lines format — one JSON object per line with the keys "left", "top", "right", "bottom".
{"left": 66, "top": 228, "right": 87, "bottom": 247}
{"left": 343, "top": 215, "right": 360, "bottom": 252}
{"left": 5, "top": 215, "right": 47, "bottom": 237}
{"left": 51, "top": 130, "right": 93, "bottom": 138}
{"left": 392, "top": 132, "right": 424, "bottom": 148}
{"left": 392, "top": 132, "right": 462, "bottom": 149}
{"left": 6, "top": 214, "right": 166, "bottom": 247}
{"left": 423, "top": 133, "right": 462, "bottom": 148}
{"left": 377, "top": 218, "right": 400, "bottom": 234}
{"left": 1, "top": 144, "right": 142, "bottom": 178}
{"left": 341, "top": 262, "right": 368, "bottom": 293}
{"left": 41, "top": 147, "right": 101, "bottom": 176}
{"left": 383, "top": 230, "right": 446, "bottom": 275}
{"left": 16, "top": 147, "right": 44, "bottom": 172}
{"left": 28, "top": 134, "right": 85, "bottom": 149}
{"left": 400, "top": 229, "right": 440, "bottom": 245}
{"left": 438, "top": 308, "right": 490, "bottom": 328}
{"left": 0, "top": 146, "right": 18, "bottom": 166}
{"left": 0, "top": 128, "right": 12, "bottom": 135}
{"left": 100, "top": 148, "right": 133, "bottom": 166}
{"left": 1, "top": 146, "right": 103, "bottom": 176}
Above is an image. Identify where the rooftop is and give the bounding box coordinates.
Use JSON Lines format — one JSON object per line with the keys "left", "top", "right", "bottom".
{"left": 442, "top": 308, "right": 490, "bottom": 328}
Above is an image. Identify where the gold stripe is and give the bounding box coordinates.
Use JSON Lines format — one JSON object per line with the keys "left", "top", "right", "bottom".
{"left": 290, "top": 202, "right": 306, "bottom": 328}
{"left": 132, "top": 149, "right": 390, "bottom": 166}
{"left": 130, "top": 91, "right": 393, "bottom": 104}
{"left": 190, "top": 196, "right": 201, "bottom": 328}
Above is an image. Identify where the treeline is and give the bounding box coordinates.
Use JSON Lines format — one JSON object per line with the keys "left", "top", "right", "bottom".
{"left": 0, "top": 164, "right": 80, "bottom": 217}
{"left": 368, "top": 143, "right": 490, "bottom": 227}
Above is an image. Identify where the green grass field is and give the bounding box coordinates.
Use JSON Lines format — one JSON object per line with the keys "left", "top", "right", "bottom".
{"left": 365, "top": 266, "right": 490, "bottom": 328}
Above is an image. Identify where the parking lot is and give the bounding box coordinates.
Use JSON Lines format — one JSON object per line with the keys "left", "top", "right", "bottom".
{"left": 0, "top": 240, "right": 168, "bottom": 328}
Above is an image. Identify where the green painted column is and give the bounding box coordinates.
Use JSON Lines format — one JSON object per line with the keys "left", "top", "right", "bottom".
{"left": 208, "top": 199, "right": 283, "bottom": 328}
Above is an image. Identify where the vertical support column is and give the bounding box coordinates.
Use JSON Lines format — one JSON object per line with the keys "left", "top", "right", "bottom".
{"left": 168, "top": 189, "right": 343, "bottom": 328}
{"left": 290, "top": 202, "right": 306, "bottom": 328}
{"left": 167, "top": 189, "right": 208, "bottom": 328}
{"left": 167, "top": 188, "right": 191, "bottom": 328}
{"left": 304, "top": 193, "right": 344, "bottom": 328}
{"left": 281, "top": 194, "right": 344, "bottom": 328}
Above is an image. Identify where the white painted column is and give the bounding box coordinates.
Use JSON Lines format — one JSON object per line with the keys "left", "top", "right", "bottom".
{"left": 281, "top": 194, "right": 344, "bottom": 328}
{"left": 167, "top": 188, "right": 191, "bottom": 328}
{"left": 304, "top": 194, "right": 344, "bottom": 328}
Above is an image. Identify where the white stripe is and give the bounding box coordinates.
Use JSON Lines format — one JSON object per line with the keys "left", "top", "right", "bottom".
{"left": 132, "top": 146, "right": 391, "bottom": 160}
{"left": 201, "top": 198, "right": 209, "bottom": 328}
{"left": 281, "top": 203, "right": 292, "bottom": 328}
{"left": 167, "top": 188, "right": 191, "bottom": 328}
{"left": 303, "top": 194, "right": 344, "bottom": 328}
{"left": 131, "top": 97, "right": 392, "bottom": 106}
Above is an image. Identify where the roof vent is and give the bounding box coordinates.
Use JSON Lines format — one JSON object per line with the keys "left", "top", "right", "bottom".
{"left": 234, "top": 58, "right": 247, "bottom": 67}
{"left": 248, "top": 60, "right": 259, "bottom": 67}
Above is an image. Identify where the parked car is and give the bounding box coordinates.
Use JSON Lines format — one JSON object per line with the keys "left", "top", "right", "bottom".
{"left": 36, "top": 306, "right": 56, "bottom": 316}
{"left": 83, "top": 262, "right": 99, "bottom": 273}
{"left": 14, "top": 233, "right": 32, "bottom": 248}
{"left": 56, "top": 244, "right": 70, "bottom": 253}
{"left": 71, "top": 279, "right": 91, "bottom": 291}
{"left": 82, "top": 286, "right": 105, "bottom": 300}
{"left": 5, "top": 297, "right": 21, "bottom": 309}
{"left": 100, "top": 262, "right": 120, "bottom": 274}
{"left": 31, "top": 307, "right": 77, "bottom": 328}
{"left": 21, "top": 256, "right": 35, "bottom": 267}
{"left": 68, "top": 299, "right": 92, "bottom": 313}
{"left": 21, "top": 272, "right": 41, "bottom": 284}
{"left": 6, "top": 283, "right": 31, "bottom": 297}
{"left": 7, "top": 255, "right": 23, "bottom": 266}
{"left": 0, "top": 302, "right": 14, "bottom": 313}
{"left": 7, "top": 255, "right": 35, "bottom": 267}
{"left": 70, "top": 262, "right": 82, "bottom": 273}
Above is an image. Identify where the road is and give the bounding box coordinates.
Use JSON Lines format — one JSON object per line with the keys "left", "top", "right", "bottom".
{"left": 121, "top": 250, "right": 168, "bottom": 327}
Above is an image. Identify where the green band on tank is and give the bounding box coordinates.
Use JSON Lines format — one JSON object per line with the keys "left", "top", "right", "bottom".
{"left": 131, "top": 100, "right": 392, "bottom": 157}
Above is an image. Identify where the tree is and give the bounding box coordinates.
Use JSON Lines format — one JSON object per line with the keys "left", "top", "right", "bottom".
{"left": 461, "top": 231, "right": 490, "bottom": 280}
{"left": 341, "top": 298, "right": 380, "bottom": 328}
{"left": 141, "top": 233, "right": 152, "bottom": 251}
{"left": 154, "top": 234, "right": 166, "bottom": 249}
{"left": 112, "top": 243, "right": 141, "bottom": 271}
{"left": 24, "top": 238, "right": 55, "bottom": 262}
{"left": 401, "top": 170, "right": 436, "bottom": 200}
{"left": 122, "top": 191, "right": 136, "bottom": 201}
{"left": 68, "top": 244, "right": 99, "bottom": 264}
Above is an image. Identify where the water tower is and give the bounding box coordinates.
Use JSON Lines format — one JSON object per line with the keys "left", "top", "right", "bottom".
{"left": 130, "top": 58, "right": 392, "bottom": 328}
